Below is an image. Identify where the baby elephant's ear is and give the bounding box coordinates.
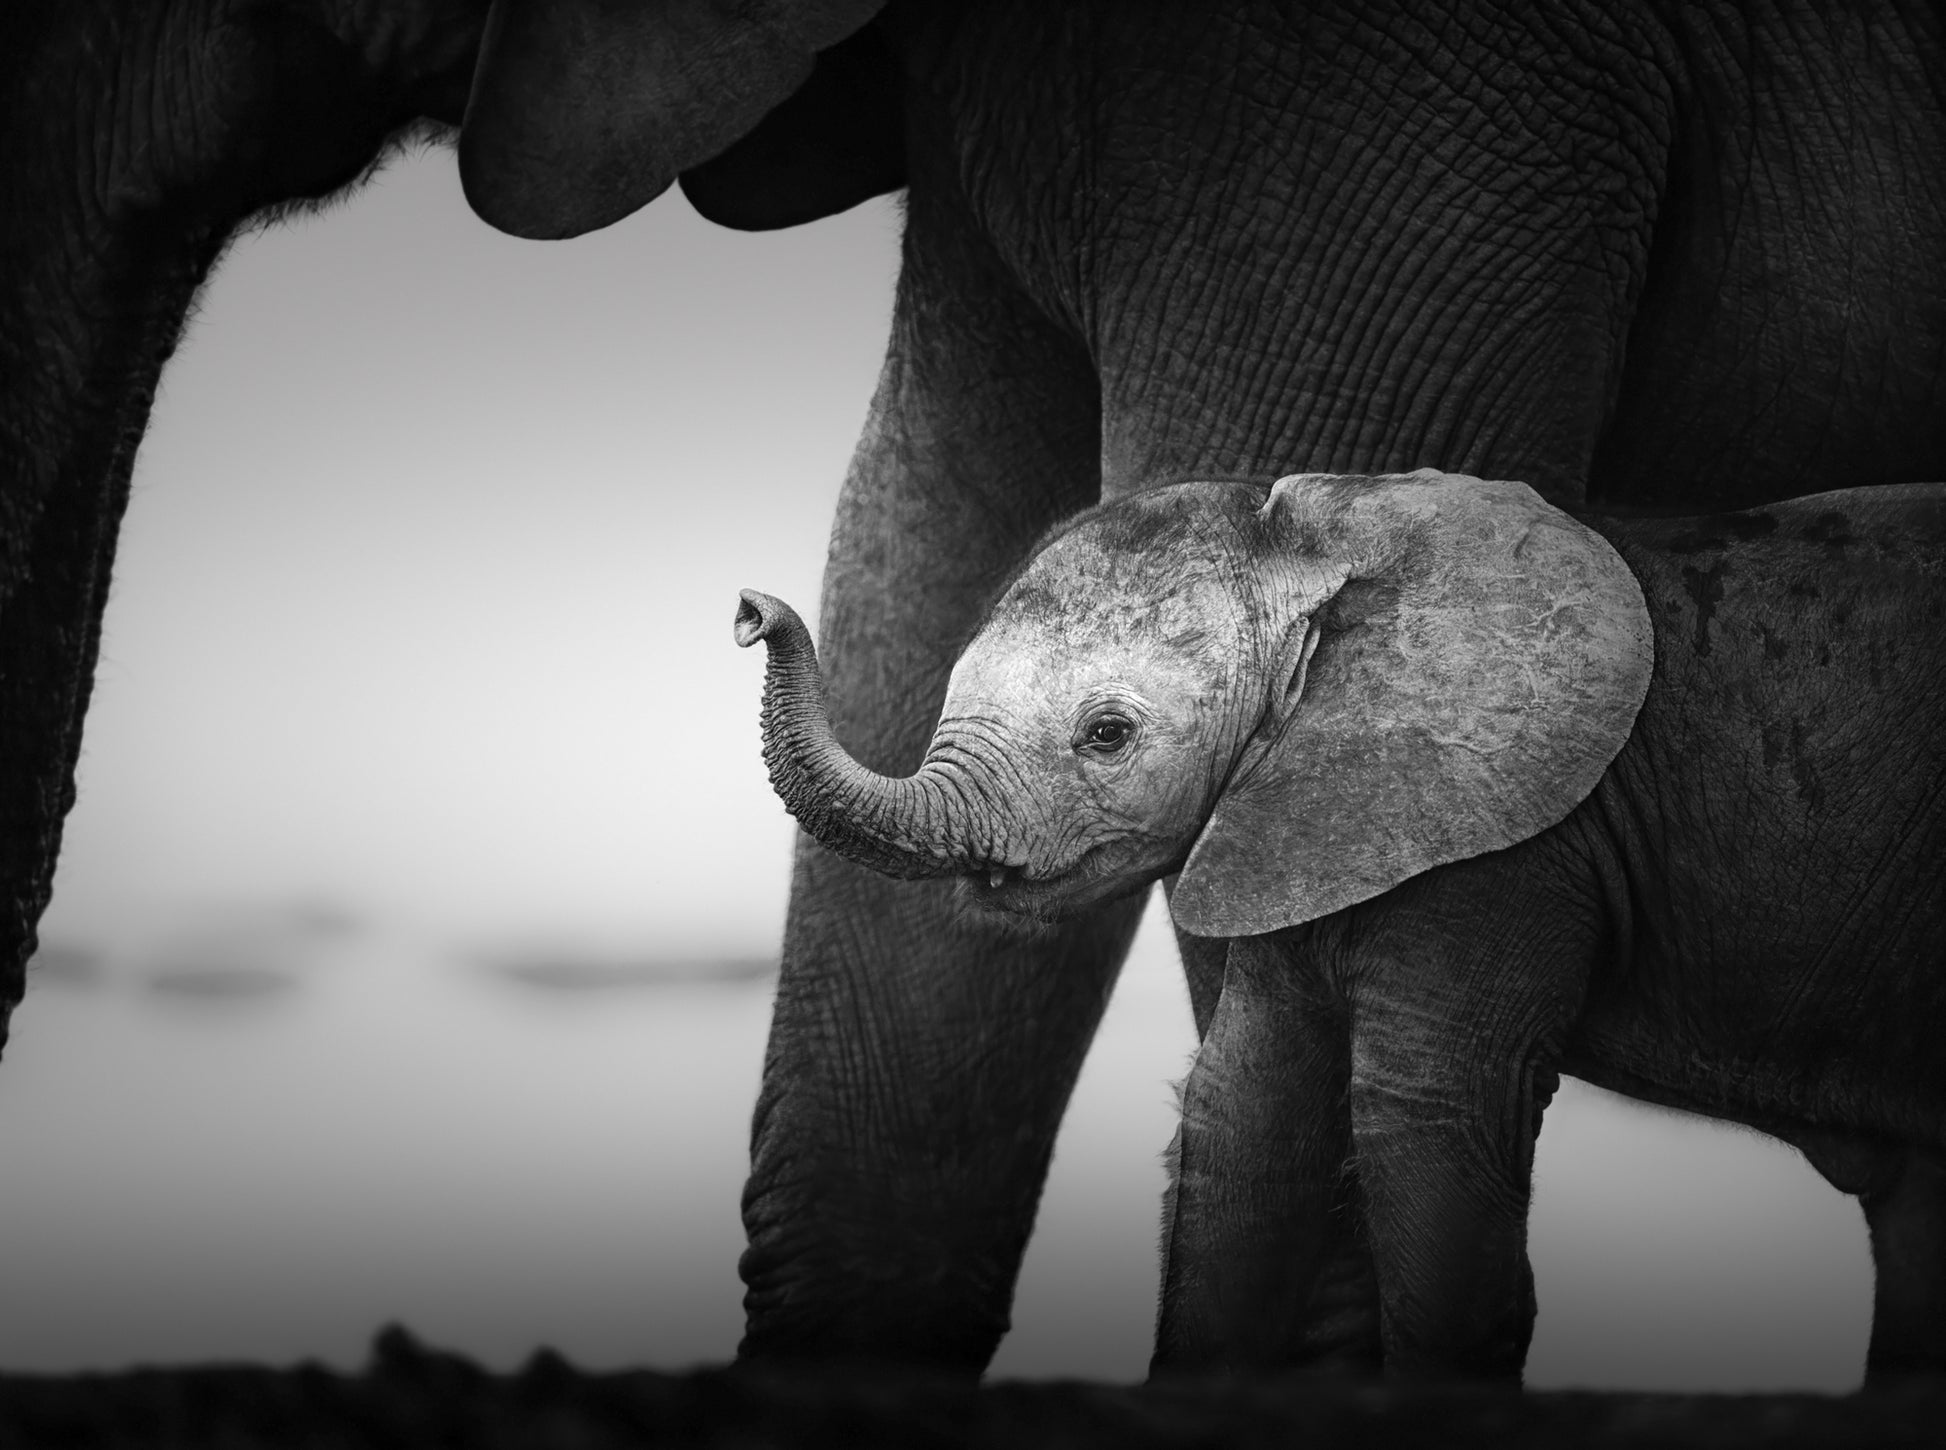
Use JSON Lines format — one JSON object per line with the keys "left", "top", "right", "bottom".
{"left": 1171, "top": 471, "right": 1652, "bottom": 939}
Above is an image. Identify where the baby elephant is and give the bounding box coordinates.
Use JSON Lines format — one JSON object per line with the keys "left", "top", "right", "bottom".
{"left": 736, "top": 470, "right": 1946, "bottom": 1382}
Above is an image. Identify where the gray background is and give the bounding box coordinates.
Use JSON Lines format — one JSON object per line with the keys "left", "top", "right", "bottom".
{"left": 3, "top": 148, "right": 1870, "bottom": 1388}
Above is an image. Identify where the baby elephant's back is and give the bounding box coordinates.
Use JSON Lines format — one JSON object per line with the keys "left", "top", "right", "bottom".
{"left": 1590, "top": 484, "right": 1946, "bottom": 1111}
{"left": 1607, "top": 482, "right": 1946, "bottom": 741}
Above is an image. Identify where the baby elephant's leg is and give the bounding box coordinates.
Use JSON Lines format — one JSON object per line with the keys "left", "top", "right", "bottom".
{"left": 1341, "top": 864, "right": 1590, "bottom": 1380}
{"left": 1792, "top": 1130, "right": 1946, "bottom": 1381}
{"left": 1152, "top": 935, "right": 1377, "bottom": 1374}
{"left": 1861, "top": 1149, "right": 1946, "bottom": 1380}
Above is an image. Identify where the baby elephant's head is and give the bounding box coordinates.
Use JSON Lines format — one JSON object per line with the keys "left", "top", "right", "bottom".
{"left": 737, "top": 471, "right": 1652, "bottom": 935}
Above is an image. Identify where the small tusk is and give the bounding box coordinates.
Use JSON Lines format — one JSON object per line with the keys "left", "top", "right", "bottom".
{"left": 989, "top": 866, "right": 1007, "bottom": 890}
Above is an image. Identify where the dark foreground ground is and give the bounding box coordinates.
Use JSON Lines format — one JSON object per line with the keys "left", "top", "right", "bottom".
{"left": 3, "top": 1328, "right": 1942, "bottom": 1449}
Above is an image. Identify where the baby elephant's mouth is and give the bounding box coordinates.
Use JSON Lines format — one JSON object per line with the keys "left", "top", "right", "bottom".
{"left": 970, "top": 859, "right": 1035, "bottom": 903}
{"left": 959, "top": 859, "right": 1057, "bottom": 919}
{"left": 959, "top": 846, "right": 1150, "bottom": 922}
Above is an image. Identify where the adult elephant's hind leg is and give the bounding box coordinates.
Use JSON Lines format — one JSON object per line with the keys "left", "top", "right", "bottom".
{"left": 736, "top": 178, "right": 1133, "bottom": 1370}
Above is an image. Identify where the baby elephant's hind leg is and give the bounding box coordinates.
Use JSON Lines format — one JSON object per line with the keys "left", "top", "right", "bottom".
{"left": 1793, "top": 1131, "right": 1946, "bottom": 1381}
{"left": 1861, "top": 1149, "right": 1946, "bottom": 1380}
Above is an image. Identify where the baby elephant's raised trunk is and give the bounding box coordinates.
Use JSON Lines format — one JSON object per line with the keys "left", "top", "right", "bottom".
{"left": 734, "top": 590, "right": 982, "bottom": 880}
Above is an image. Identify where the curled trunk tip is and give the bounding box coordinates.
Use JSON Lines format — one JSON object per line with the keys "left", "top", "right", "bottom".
{"left": 734, "top": 588, "right": 795, "bottom": 650}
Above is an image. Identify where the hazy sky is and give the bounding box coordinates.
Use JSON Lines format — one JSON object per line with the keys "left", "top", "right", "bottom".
{"left": 44, "top": 140, "right": 898, "bottom": 954}
{"left": 4, "top": 147, "right": 1875, "bottom": 1389}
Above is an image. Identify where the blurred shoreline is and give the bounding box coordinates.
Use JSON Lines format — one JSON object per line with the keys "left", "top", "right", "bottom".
{"left": 3, "top": 1326, "right": 1939, "bottom": 1450}
{"left": 2, "top": 902, "right": 1877, "bottom": 1390}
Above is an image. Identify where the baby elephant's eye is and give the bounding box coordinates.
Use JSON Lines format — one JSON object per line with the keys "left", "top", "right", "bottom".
{"left": 1078, "top": 715, "right": 1133, "bottom": 754}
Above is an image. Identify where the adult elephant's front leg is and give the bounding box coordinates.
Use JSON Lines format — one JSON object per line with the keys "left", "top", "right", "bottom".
{"left": 742, "top": 857, "right": 1144, "bottom": 1365}
{"left": 736, "top": 189, "right": 1139, "bottom": 1370}
{"left": 0, "top": 422, "right": 131, "bottom": 1049}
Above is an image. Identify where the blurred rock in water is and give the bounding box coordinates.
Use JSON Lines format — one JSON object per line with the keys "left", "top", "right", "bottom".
{"left": 132, "top": 902, "right": 364, "bottom": 1005}
{"left": 476, "top": 954, "right": 776, "bottom": 992}
{"left": 24, "top": 944, "right": 107, "bottom": 991}
{"left": 25, "top": 900, "right": 365, "bottom": 1006}
{"left": 141, "top": 964, "right": 301, "bottom": 1003}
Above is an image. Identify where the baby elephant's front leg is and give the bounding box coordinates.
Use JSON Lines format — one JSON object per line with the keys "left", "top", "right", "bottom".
{"left": 1341, "top": 872, "right": 1583, "bottom": 1380}
{"left": 1152, "top": 935, "right": 1378, "bottom": 1374}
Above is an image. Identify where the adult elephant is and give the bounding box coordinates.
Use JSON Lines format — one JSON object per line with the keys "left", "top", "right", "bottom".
{"left": 461, "top": 0, "right": 1946, "bottom": 1377}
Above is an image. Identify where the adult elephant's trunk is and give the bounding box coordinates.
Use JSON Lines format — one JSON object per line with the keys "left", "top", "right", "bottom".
{"left": 734, "top": 590, "right": 985, "bottom": 880}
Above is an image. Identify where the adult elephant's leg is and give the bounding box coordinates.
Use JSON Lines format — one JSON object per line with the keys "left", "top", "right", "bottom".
{"left": 0, "top": 16, "right": 220, "bottom": 1043}
{"left": 736, "top": 185, "right": 1140, "bottom": 1369}
{"left": 0, "top": 417, "right": 135, "bottom": 1048}
{"left": 1152, "top": 934, "right": 1379, "bottom": 1375}
{"left": 0, "top": 0, "right": 482, "bottom": 1050}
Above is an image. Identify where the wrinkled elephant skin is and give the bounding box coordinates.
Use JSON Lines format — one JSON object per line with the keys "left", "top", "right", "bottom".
{"left": 708, "top": 1, "right": 1946, "bottom": 1374}
{"left": 7, "top": 0, "right": 1946, "bottom": 1386}
{"left": 742, "top": 471, "right": 1946, "bottom": 1379}
{"left": 0, "top": 0, "right": 489, "bottom": 1047}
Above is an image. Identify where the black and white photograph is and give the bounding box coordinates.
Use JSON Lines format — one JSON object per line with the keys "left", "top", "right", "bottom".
{"left": 1, "top": 2, "right": 1942, "bottom": 1444}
